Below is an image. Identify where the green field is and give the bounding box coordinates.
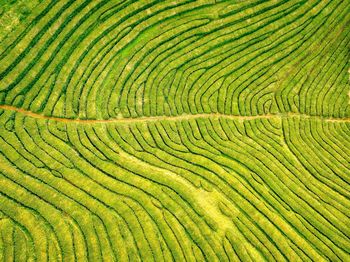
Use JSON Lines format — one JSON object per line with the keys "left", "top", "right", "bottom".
{"left": 0, "top": 0, "right": 349, "bottom": 261}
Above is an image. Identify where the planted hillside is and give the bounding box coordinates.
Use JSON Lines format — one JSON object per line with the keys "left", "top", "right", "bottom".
{"left": 0, "top": 0, "right": 349, "bottom": 261}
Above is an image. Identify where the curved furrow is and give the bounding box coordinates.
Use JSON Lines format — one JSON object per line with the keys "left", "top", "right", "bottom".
{"left": 282, "top": 118, "right": 350, "bottom": 198}
{"left": 1, "top": 115, "right": 137, "bottom": 260}
{"left": 95, "top": 124, "right": 231, "bottom": 260}
{"left": 201, "top": 118, "right": 349, "bottom": 259}
{"left": 66, "top": 122, "right": 212, "bottom": 260}
{"left": 1, "top": 0, "right": 350, "bottom": 261}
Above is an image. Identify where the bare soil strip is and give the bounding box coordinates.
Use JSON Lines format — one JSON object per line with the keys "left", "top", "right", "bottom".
{"left": 0, "top": 104, "right": 349, "bottom": 124}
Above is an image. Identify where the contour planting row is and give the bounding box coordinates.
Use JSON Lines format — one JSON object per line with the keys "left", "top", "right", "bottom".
{"left": 0, "top": 110, "right": 349, "bottom": 261}
{"left": 0, "top": 0, "right": 349, "bottom": 120}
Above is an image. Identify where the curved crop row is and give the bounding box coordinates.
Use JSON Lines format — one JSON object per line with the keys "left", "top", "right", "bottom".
{"left": 0, "top": 0, "right": 349, "bottom": 261}
{"left": 0, "top": 0, "right": 349, "bottom": 119}
{"left": 0, "top": 110, "right": 349, "bottom": 260}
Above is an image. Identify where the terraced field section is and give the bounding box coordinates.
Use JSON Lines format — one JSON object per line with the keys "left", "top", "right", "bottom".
{"left": 0, "top": 0, "right": 350, "bottom": 261}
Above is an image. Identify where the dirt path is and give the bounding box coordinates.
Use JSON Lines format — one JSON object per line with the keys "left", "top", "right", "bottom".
{"left": 0, "top": 104, "right": 349, "bottom": 124}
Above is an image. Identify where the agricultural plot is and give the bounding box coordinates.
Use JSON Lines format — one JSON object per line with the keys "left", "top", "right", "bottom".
{"left": 0, "top": 0, "right": 349, "bottom": 261}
